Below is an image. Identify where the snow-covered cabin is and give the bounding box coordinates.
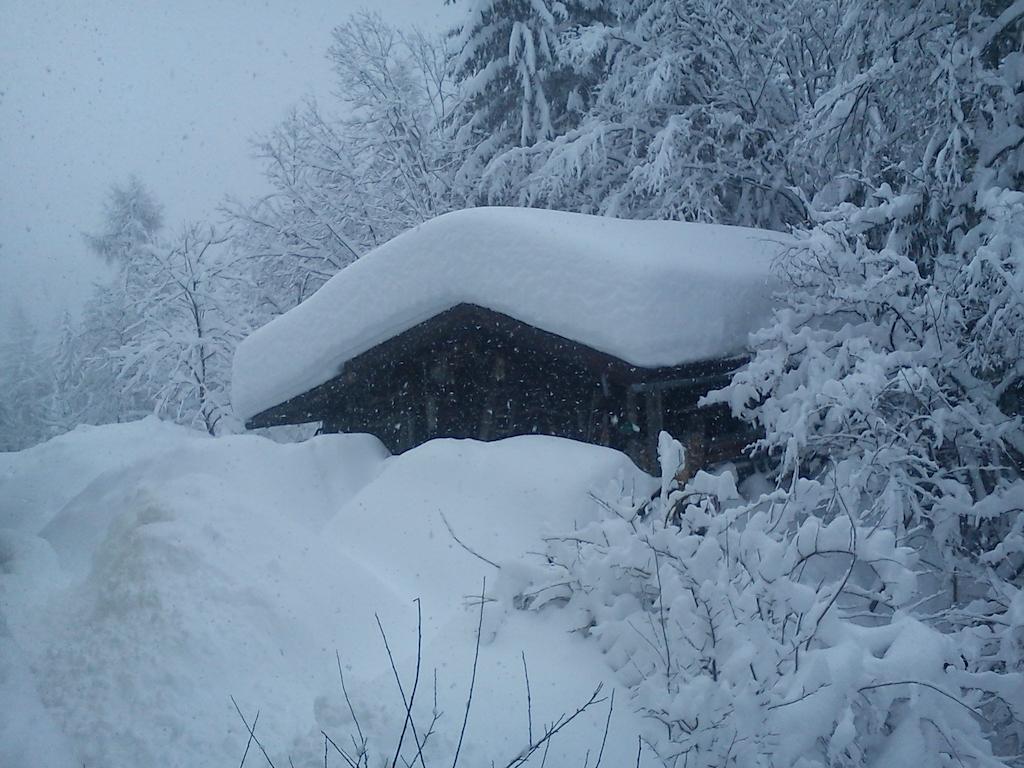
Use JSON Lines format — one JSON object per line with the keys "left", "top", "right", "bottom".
{"left": 232, "top": 208, "right": 786, "bottom": 470}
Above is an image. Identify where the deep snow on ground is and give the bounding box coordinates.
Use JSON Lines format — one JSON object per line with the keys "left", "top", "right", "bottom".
{"left": 0, "top": 418, "right": 654, "bottom": 767}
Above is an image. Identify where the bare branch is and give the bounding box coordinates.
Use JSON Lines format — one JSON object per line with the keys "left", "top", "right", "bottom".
{"left": 440, "top": 511, "right": 501, "bottom": 569}
{"left": 521, "top": 651, "right": 533, "bottom": 746}
{"left": 231, "top": 696, "right": 277, "bottom": 768}
{"left": 502, "top": 684, "right": 608, "bottom": 768}
{"left": 451, "top": 578, "right": 486, "bottom": 768}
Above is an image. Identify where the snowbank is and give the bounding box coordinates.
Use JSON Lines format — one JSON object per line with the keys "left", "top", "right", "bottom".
{"left": 233, "top": 207, "right": 788, "bottom": 420}
{"left": 1, "top": 419, "right": 654, "bottom": 767}
{"left": 0, "top": 417, "right": 201, "bottom": 534}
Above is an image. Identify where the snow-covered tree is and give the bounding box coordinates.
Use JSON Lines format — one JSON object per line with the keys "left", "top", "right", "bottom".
{"left": 0, "top": 305, "right": 52, "bottom": 451}
{"left": 463, "top": 0, "right": 1024, "bottom": 228}
{"left": 73, "top": 177, "right": 167, "bottom": 424}
{"left": 448, "top": 0, "right": 606, "bottom": 197}
{"left": 65, "top": 179, "right": 248, "bottom": 435}
{"left": 467, "top": 0, "right": 818, "bottom": 219}
{"left": 230, "top": 12, "right": 458, "bottom": 323}
{"left": 699, "top": 2, "right": 1024, "bottom": 756}
{"left": 450, "top": 1, "right": 562, "bottom": 149}
{"left": 712, "top": 0, "right": 1023, "bottom": 569}
{"left": 84, "top": 174, "right": 164, "bottom": 265}
{"left": 228, "top": 106, "right": 361, "bottom": 320}
{"left": 113, "top": 223, "right": 245, "bottom": 435}
{"left": 72, "top": 278, "right": 151, "bottom": 425}
{"left": 329, "top": 13, "right": 459, "bottom": 225}
{"left": 44, "top": 311, "right": 87, "bottom": 436}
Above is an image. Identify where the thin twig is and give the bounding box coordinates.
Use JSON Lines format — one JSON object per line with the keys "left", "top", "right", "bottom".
{"left": 652, "top": 547, "right": 673, "bottom": 685}
{"left": 408, "top": 602, "right": 432, "bottom": 768}
{"left": 858, "top": 680, "right": 984, "bottom": 720}
{"left": 594, "top": 689, "right": 615, "bottom": 768}
{"left": 440, "top": 511, "right": 501, "bottom": 569}
{"left": 231, "top": 696, "right": 277, "bottom": 768}
{"left": 502, "top": 684, "right": 607, "bottom": 768}
{"left": 924, "top": 718, "right": 967, "bottom": 768}
{"left": 322, "top": 730, "right": 359, "bottom": 768}
{"left": 452, "top": 578, "right": 486, "bottom": 768}
{"left": 521, "top": 651, "right": 533, "bottom": 746}
{"left": 377, "top": 600, "right": 428, "bottom": 768}
{"left": 238, "top": 708, "right": 260, "bottom": 768}
{"left": 767, "top": 682, "right": 830, "bottom": 710}
{"left": 336, "top": 650, "right": 366, "bottom": 758}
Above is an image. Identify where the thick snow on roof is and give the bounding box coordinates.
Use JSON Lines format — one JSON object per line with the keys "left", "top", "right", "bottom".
{"left": 233, "top": 207, "right": 787, "bottom": 420}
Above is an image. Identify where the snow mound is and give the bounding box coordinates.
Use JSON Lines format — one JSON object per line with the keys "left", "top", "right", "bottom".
{"left": 233, "top": 207, "right": 788, "bottom": 420}
{"left": 0, "top": 417, "right": 201, "bottom": 534}
{"left": 1, "top": 419, "right": 654, "bottom": 767}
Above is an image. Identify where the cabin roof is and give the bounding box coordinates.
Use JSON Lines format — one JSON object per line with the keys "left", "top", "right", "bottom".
{"left": 232, "top": 207, "right": 788, "bottom": 422}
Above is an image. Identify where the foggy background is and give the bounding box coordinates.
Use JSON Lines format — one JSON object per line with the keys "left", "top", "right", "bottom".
{"left": 0, "top": 0, "right": 454, "bottom": 336}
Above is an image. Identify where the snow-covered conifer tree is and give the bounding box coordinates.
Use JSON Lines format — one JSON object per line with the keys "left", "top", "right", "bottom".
{"left": 84, "top": 175, "right": 164, "bottom": 265}
{"left": 451, "top": 0, "right": 561, "bottom": 143}
{"left": 472, "top": 0, "right": 818, "bottom": 219}
{"left": 448, "top": 0, "right": 604, "bottom": 197}
{"left": 76, "top": 177, "right": 167, "bottom": 423}
{"left": 0, "top": 305, "right": 52, "bottom": 450}
{"left": 44, "top": 311, "right": 87, "bottom": 436}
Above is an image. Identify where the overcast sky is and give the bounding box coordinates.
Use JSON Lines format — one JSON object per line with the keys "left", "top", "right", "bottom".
{"left": 0, "top": 0, "right": 456, "bottom": 338}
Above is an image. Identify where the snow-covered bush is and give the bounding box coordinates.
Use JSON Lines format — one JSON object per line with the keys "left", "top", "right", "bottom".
{"left": 715, "top": 188, "right": 1024, "bottom": 577}
{"left": 694, "top": 187, "right": 1024, "bottom": 764}
{"left": 518, "top": 434, "right": 1023, "bottom": 766}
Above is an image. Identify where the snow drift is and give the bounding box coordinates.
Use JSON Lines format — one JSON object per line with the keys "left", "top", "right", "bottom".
{"left": 0, "top": 419, "right": 653, "bottom": 767}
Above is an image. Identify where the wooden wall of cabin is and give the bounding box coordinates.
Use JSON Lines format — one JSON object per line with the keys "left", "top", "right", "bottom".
{"left": 321, "top": 327, "right": 620, "bottom": 454}
{"left": 319, "top": 326, "right": 752, "bottom": 473}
